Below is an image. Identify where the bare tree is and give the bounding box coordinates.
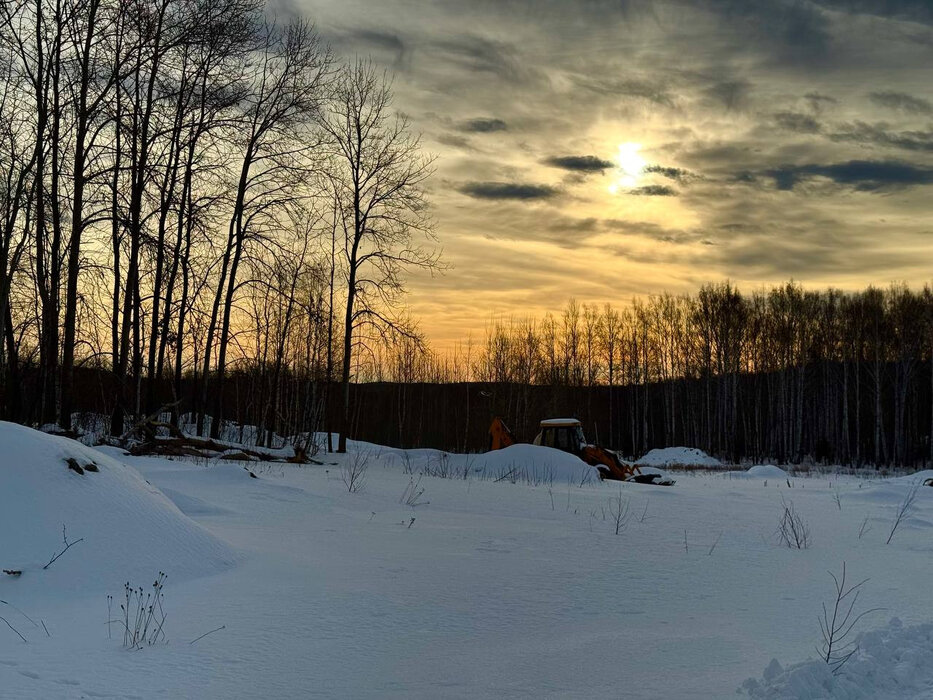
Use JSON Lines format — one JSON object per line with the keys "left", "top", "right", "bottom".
{"left": 321, "top": 59, "right": 440, "bottom": 453}
{"left": 199, "top": 17, "right": 330, "bottom": 438}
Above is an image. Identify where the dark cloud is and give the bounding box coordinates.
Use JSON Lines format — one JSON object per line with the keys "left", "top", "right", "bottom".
{"left": 544, "top": 155, "right": 615, "bottom": 172}
{"left": 629, "top": 184, "right": 678, "bottom": 196}
{"left": 429, "top": 35, "right": 532, "bottom": 83}
{"left": 805, "top": 92, "right": 838, "bottom": 112}
{"left": 868, "top": 91, "right": 933, "bottom": 115}
{"left": 577, "top": 76, "right": 677, "bottom": 108}
{"left": 644, "top": 165, "right": 697, "bottom": 183}
{"left": 436, "top": 134, "right": 474, "bottom": 150}
{"left": 458, "top": 181, "right": 559, "bottom": 200}
{"left": 693, "top": 0, "right": 832, "bottom": 62}
{"left": 457, "top": 118, "right": 508, "bottom": 133}
{"left": 330, "top": 28, "right": 408, "bottom": 67}
{"left": 829, "top": 121, "right": 933, "bottom": 152}
{"left": 604, "top": 219, "right": 704, "bottom": 244}
{"left": 773, "top": 111, "right": 822, "bottom": 134}
{"left": 704, "top": 80, "right": 751, "bottom": 111}
{"left": 766, "top": 160, "right": 933, "bottom": 191}
{"left": 815, "top": 0, "right": 933, "bottom": 24}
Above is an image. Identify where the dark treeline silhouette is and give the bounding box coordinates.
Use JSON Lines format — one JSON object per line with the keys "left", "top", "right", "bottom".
{"left": 0, "top": 0, "right": 437, "bottom": 447}
{"left": 463, "top": 284, "right": 933, "bottom": 467}
{"left": 13, "top": 281, "right": 933, "bottom": 468}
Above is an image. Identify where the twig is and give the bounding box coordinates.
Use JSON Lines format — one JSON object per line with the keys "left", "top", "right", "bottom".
{"left": 819, "top": 562, "right": 884, "bottom": 674}
{"left": 708, "top": 531, "right": 723, "bottom": 556}
{"left": 858, "top": 515, "right": 871, "bottom": 540}
{"left": 190, "top": 625, "right": 226, "bottom": 645}
{"left": 886, "top": 479, "right": 920, "bottom": 545}
{"left": 43, "top": 524, "right": 84, "bottom": 570}
{"left": 0, "top": 615, "right": 27, "bottom": 643}
{"left": 0, "top": 599, "right": 38, "bottom": 628}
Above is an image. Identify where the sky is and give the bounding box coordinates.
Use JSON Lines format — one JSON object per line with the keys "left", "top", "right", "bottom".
{"left": 307, "top": 0, "right": 933, "bottom": 348}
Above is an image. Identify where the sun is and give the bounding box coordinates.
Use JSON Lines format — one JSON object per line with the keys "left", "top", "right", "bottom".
{"left": 608, "top": 142, "right": 646, "bottom": 194}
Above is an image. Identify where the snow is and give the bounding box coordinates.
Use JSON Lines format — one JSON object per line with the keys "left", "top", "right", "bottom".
{"left": 3, "top": 423, "right": 933, "bottom": 698}
{"left": 744, "top": 618, "right": 933, "bottom": 699}
{"left": 636, "top": 446, "right": 722, "bottom": 468}
{"left": 469, "top": 443, "right": 596, "bottom": 484}
{"left": 0, "top": 421, "right": 234, "bottom": 597}
{"left": 726, "top": 464, "right": 791, "bottom": 479}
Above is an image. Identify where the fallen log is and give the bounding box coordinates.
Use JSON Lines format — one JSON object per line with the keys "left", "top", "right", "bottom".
{"left": 128, "top": 436, "right": 310, "bottom": 464}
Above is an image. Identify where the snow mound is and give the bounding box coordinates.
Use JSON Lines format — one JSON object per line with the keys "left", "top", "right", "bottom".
{"left": 742, "top": 618, "right": 933, "bottom": 699}
{"left": 636, "top": 446, "right": 721, "bottom": 468}
{"left": 0, "top": 422, "right": 234, "bottom": 597}
{"left": 470, "top": 444, "right": 597, "bottom": 484}
{"left": 849, "top": 474, "right": 933, "bottom": 506}
{"left": 726, "top": 465, "right": 790, "bottom": 479}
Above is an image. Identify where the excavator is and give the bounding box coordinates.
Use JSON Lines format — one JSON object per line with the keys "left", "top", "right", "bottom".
{"left": 489, "top": 416, "right": 674, "bottom": 486}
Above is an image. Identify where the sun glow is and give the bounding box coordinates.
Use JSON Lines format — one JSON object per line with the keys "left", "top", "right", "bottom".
{"left": 608, "top": 142, "right": 646, "bottom": 194}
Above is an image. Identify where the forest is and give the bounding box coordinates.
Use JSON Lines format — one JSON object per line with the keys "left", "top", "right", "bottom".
{"left": 0, "top": 0, "right": 437, "bottom": 451}
{"left": 2, "top": 0, "right": 933, "bottom": 467}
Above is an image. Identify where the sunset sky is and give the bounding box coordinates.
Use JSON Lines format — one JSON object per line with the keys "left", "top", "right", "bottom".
{"left": 310, "top": 0, "right": 933, "bottom": 348}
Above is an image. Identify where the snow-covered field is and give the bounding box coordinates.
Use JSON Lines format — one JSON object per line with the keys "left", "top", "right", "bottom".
{"left": 2, "top": 422, "right": 933, "bottom": 698}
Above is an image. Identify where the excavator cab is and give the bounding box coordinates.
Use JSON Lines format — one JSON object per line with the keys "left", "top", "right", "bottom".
{"left": 533, "top": 418, "right": 586, "bottom": 456}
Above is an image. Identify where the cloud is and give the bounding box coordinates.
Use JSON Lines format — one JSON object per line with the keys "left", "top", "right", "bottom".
{"left": 693, "top": 0, "right": 832, "bottom": 62}
{"left": 544, "top": 155, "right": 615, "bottom": 172}
{"left": 628, "top": 184, "right": 678, "bottom": 196}
{"left": 644, "top": 165, "right": 697, "bottom": 183}
{"left": 773, "top": 111, "right": 822, "bottom": 134}
{"left": 815, "top": 0, "right": 933, "bottom": 25}
{"left": 805, "top": 92, "right": 838, "bottom": 112}
{"left": 458, "top": 181, "right": 560, "bottom": 200}
{"left": 577, "top": 76, "right": 677, "bottom": 108}
{"left": 868, "top": 91, "right": 933, "bottom": 115}
{"left": 704, "top": 80, "right": 751, "bottom": 111}
{"left": 829, "top": 121, "right": 933, "bottom": 152}
{"left": 457, "top": 118, "right": 508, "bottom": 133}
{"left": 766, "top": 160, "right": 933, "bottom": 191}
{"left": 603, "top": 219, "right": 705, "bottom": 243}
{"left": 436, "top": 134, "right": 474, "bottom": 150}
{"left": 330, "top": 28, "right": 408, "bottom": 67}
{"left": 429, "top": 34, "right": 533, "bottom": 83}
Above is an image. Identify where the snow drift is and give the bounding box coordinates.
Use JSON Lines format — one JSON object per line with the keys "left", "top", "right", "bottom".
{"left": 636, "top": 446, "right": 721, "bottom": 469}
{"left": 467, "top": 443, "right": 597, "bottom": 484}
{"left": 0, "top": 422, "right": 234, "bottom": 597}
{"left": 725, "top": 464, "right": 790, "bottom": 479}
{"left": 743, "top": 618, "right": 933, "bottom": 699}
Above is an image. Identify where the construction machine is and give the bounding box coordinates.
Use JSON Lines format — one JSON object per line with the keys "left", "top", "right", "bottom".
{"left": 488, "top": 417, "right": 674, "bottom": 486}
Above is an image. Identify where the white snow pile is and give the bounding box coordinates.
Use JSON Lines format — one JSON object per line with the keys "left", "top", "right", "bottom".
{"left": 468, "top": 443, "right": 597, "bottom": 484}
{"left": 0, "top": 421, "right": 234, "bottom": 595}
{"left": 726, "top": 464, "right": 790, "bottom": 479}
{"left": 742, "top": 618, "right": 933, "bottom": 699}
{"left": 636, "top": 446, "right": 721, "bottom": 469}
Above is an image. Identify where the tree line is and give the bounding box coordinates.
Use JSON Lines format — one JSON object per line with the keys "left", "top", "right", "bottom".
{"left": 325, "top": 283, "right": 932, "bottom": 468}
{"left": 451, "top": 284, "right": 933, "bottom": 467}
{"left": 0, "top": 0, "right": 438, "bottom": 450}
